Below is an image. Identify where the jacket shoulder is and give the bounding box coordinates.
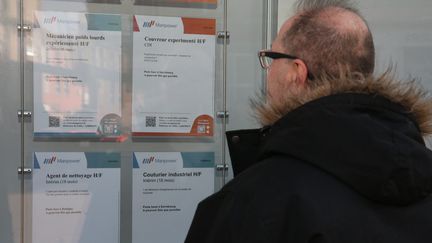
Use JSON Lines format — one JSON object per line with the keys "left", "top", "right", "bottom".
{"left": 187, "top": 156, "right": 432, "bottom": 243}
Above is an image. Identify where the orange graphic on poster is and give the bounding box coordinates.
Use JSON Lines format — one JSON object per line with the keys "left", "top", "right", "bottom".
{"left": 181, "top": 18, "right": 216, "bottom": 35}
{"left": 174, "top": 0, "right": 217, "bottom": 3}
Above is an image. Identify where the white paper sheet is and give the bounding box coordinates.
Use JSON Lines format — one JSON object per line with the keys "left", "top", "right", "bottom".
{"left": 33, "top": 152, "right": 121, "bottom": 243}
{"left": 132, "top": 15, "right": 215, "bottom": 137}
{"left": 33, "top": 11, "right": 122, "bottom": 138}
{"left": 132, "top": 152, "right": 214, "bottom": 243}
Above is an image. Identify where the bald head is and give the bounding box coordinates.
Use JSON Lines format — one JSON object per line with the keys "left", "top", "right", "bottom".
{"left": 319, "top": 7, "right": 368, "bottom": 34}
{"left": 281, "top": 0, "right": 375, "bottom": 83}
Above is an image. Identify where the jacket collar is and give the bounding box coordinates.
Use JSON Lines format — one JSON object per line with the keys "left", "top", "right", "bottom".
{"left": 228, "top": 93, "right": 432, "bottom": 205}
{"left": 252, "top": 71, "right": 432, "bottom": 135}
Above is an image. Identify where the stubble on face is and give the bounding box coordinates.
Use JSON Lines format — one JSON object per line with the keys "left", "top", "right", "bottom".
{"left": 266, "top": 18, "right": 297, "bottom": 107}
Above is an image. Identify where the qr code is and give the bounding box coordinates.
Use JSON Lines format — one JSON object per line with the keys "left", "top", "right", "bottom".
{"left": 48, "top": 116, "right": 60, "bottom": 127}
{"left": 145, "top": 116, "right": 156, "bottom": 127}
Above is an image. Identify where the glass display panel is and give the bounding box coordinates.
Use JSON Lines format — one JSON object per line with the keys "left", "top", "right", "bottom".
{"left": 132, "top": 15, "right": 215, "bottom": 137}
{"left": 32, "top": 11, "right": 122, "bottom": 139}
{"left": 134, "top": 0, "right": 217, "bottom": 9}
{"left": 23, "top": 0, "right": 226, "bottom": 243}
{"left": 132, "top": 152, "right": 214, "bottom": 243}
{"left": 44, "top": 0, "right": 122, "bottom": 3}
{"left": 0, "top": 1, "right": 22, "bottom": 242}
{"left": 32, "top": 152, "right": 120, "bottom": 243}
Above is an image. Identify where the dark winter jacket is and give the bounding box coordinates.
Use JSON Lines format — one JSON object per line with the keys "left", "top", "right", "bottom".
{"left": 185, "top": 82, "right": 432, "bottom": 243}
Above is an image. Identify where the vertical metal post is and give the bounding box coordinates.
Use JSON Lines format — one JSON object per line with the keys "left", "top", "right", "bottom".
{"left": 221, "top": 0, "right": 229, "bottom": 185}
{"left": 263, "top": 0, "right": 269, "bottom": 50}
{"left": 264, "top": 0, "right": 278, "bottom": 50}
{"left": 262, "top": 0, "right": 269, "bottom": 93}
{"left": 262, "top": 0, "right": 279, "bottom": 92}
{"left": 19, "top": 0, "right": 25, "bottom": 242}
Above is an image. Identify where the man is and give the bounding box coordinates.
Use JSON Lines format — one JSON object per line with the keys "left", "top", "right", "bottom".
{"left": 185, "top": 0, "right": 432, "bottom": 242}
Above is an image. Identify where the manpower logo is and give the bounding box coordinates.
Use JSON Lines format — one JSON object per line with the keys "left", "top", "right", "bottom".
{"left": 43, "top": 157, "right": 57, "bottom": 164}
{"left": 42, "top": 16, "right": 80, "bottom": 25}
{"left": 44, "top": 16, "right": 57, "bottom": 24}
{"left": 142, "top": 20, "right": 156, "bottom": 28}
{"left": 142, "top": 156, "right": 177, "bottom": 164}
{"left": 142, "top": 20, "right": 177, "bottom": 29}
{"left": 142, "top": 156, "right": 155, "bottom": 164}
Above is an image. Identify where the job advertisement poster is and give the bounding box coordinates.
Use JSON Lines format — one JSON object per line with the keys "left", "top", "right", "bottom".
{"left": 134, "top": 0, "right": 217, "bottom": 8}
{"left": 132, "top": 15, "right": 215, "bottom": 137}
{"left": 132, "top": 152, "right": 214, "bottom": 243}
{"left": 33, "top": 11, "right": 122, "bottom": 138}
{"left": 33, "top": 152, "right": 120, "bottom": 243}
{"left": 45, "top": 0, "right": 121, "bottom": 4}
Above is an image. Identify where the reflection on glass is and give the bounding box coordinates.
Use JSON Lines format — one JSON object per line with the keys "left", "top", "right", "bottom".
{"left": 41, "top": 0, "right": 121, "bottom": 4}
{"left": 134, "top": 0, "right": 217, "bottom": 9}
{"left": 32, "top": 11, "right": 122, "bottom": 138}
{"left": 131, "top": 15, "right": 216, "bottom": 137}
{"left": 32, "top": 152, "right": 120, "bottom": 243}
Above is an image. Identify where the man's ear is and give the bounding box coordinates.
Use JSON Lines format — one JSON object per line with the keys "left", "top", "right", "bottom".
{"left": 293, "top": 59, "right": 308, "bottom": 86}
